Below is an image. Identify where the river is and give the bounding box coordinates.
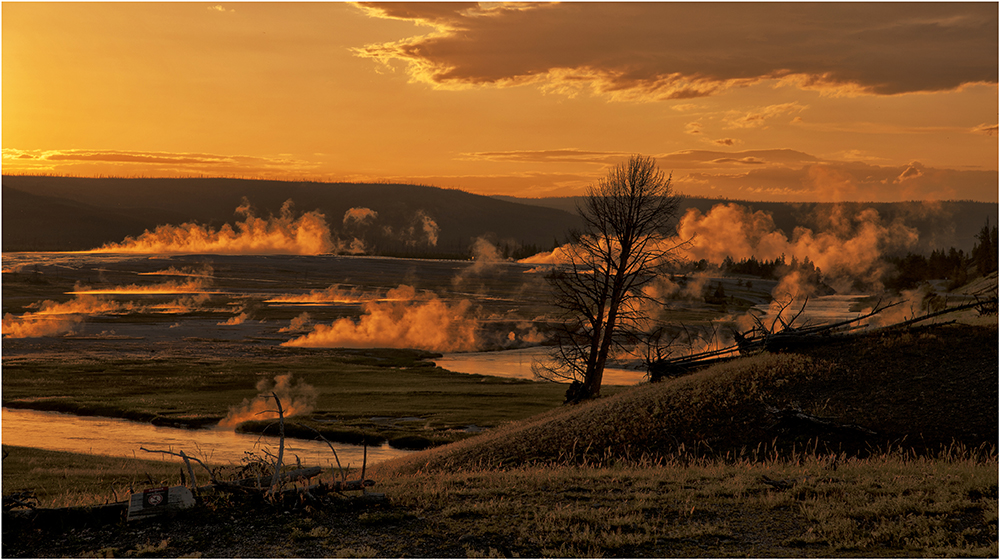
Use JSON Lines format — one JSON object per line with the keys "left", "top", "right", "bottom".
{"left": 1, "top": 408, "right": 412, "bottom": 468}
{"left": 434, "top": 346, "right": 649, "bottom": 385}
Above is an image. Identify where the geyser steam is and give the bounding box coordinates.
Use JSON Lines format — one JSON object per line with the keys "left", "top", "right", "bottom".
{"left": 91, "top": 199, "right": 334, "bottom": 255}
{"left": 281, "top": 284, "right": 478, "bottom": 352}
{"left": 218, "top": 374, "right": 318, "bottom": 429}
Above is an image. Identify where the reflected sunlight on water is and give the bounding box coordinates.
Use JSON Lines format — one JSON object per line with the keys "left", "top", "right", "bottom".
{"left": 2, "top": 408, "right": 411, "bottom": 467}
{"left": 435, "top": 347, "right": 647, "bottom": 385}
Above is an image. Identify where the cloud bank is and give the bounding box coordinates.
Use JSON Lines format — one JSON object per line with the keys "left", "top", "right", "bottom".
{"left": 354, "top": 3, "right": 997, "bottom": 100}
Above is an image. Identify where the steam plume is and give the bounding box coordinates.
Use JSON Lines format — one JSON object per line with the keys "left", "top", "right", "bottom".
{"left": 218, "top": 374, "right": 318, "bottom": 429}
{"left": 278, "top": 312, "right": 314, "bottom": 333}
{"left": 454, "top": 236, "right": 506, "bottom": 287}
{"left": 138, "top": 265, "right": 215, "bottom": 278}
{"left": 281, "top": 284, "right": 478, "bottom": 352}
{"left": 342, "top": 207, "right": 378, "bottom": 226}
{"left": 218, "top": 312, "right": 249, "bottom": 326}
{"left": 3, "top": 276, "right": 218, "bottom": 337}
{"left": 676, "top": 203, "right": 919, "bottom": 287}
{"left": 265, "top": 285, "right": 370, "bottom": 305}
{"left": 90, "top": 199, "right": 334, "bottom": 255}
{"left": 68, "top": 278, "right": 212, "bottom": 295}
{"left": 2, "top": 293, "right": 129, "bottom": 338}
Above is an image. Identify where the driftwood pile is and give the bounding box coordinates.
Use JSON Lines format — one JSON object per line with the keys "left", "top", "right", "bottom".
{"left": 647, "top": 291, "right": 998, "bottom": 382}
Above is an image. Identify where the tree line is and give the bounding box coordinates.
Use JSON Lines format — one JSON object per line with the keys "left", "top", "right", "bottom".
{"left": 884, "top": 222, "right": 997, "bottom": 291}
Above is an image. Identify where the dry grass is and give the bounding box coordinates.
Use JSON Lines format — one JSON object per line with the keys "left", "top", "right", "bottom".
{"left": 377, "top": 323, "right": 997, "bottom": 474}
{"left": 4, "top": 323, "right": 997, "bottom": 557}
{"left": 1, "top": 446, "right": 191, "bottom": 508}
{"left": 370, "top": 448, "right": 997, "bottom": 557}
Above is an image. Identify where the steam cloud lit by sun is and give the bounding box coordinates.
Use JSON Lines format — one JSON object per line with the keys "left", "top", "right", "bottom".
{"left": 282, "top": 284, "right": 479, "bottom": 352}
{"left": 90, "top": 199, "right": 334, "bottom": 255}
{"left": 218, "top": 374, "right": 318, "bottom": 429}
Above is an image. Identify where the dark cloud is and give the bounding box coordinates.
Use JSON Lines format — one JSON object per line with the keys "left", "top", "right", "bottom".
{"left": 354, "top": 3, "right": 997, "bottom": 99}
{"left": 712, "top": 157, "right": 765, "bottom": 165}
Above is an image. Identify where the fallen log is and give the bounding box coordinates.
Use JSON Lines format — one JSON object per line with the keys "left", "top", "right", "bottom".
{"left": 648, "top": 297, "right": 996, "bottom": 380}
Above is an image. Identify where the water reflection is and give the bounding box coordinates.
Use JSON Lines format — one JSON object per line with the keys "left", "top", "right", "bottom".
{"left": 434, "top": 346, "right": 647, "bottom": 385}
{"left": 1, "top": 408, "right": 411, "bottom": 468}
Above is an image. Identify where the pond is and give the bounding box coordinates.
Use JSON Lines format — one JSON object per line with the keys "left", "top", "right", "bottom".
{"left": 1, "top": 408, "right": 413, "bottom": 468}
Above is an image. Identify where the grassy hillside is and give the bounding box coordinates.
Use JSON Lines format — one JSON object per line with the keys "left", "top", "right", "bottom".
{"left": 2, "top": 176, "right": 582, "bottom": 254}
{"left": 379, "top": 322, "right": 998, "bottom": 474}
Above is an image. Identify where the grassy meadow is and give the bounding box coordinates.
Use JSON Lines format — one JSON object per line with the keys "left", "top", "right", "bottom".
{"left": 2, "top": 345, "right": 582, "bottom": 448}
{"left": 3, "top": 322, "right": 997, "bottom": 557}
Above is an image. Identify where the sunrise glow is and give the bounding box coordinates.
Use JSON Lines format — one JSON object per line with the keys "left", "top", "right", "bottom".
{"left": 2, "top": 2, "right": 996, "bottom": 201}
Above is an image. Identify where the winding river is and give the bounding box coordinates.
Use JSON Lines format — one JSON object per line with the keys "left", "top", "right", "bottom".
{"left": 1, "top": 408, "right": 412, "bottom": 467}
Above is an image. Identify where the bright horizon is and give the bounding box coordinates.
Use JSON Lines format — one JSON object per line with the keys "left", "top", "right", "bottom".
{"left": 3, "top": 2, "right": 998, "bottom": 203}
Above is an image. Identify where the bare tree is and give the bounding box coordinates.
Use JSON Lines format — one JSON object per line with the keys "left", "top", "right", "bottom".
{"left": 537, "top": 155, "right": 683, "bottom": 402}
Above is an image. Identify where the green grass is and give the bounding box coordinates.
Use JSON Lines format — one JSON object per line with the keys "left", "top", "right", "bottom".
{"left": 2, "top": 346, "right": 581, "bottom": 445}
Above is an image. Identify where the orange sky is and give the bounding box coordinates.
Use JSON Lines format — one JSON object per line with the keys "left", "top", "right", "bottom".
{"left": 3, "top": 2, "right": 998, "bottom": 202}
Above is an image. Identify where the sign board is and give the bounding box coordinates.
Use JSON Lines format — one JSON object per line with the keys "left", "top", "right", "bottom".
{"left": 127, "top": 485, "right": 195, "bottom": 521}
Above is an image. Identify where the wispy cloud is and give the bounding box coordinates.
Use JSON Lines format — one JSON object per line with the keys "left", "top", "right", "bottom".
{"left": 459, "top": 149, "right": 629, "bottom": 165}
{"left": 353, "top": 3, "right": 997, "bottom": 100}
{"left": 710, "top": 138, "right": 741, "bottom": 147}
{"left": 972, "top": 123, "right": 998, "bottom": 136}
{"left": 724, "top": 103, "right": 808, "bottom": 129}
{"left": 2, "top": 149, "right": 317, "bottom": 177}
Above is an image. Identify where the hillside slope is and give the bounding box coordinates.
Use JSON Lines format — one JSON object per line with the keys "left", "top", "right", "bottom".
{"left": 2, "top": 176, "right": 582, "bottom": 254}
{"left": 381, "top": 322, "right": 998, "bottom": 474}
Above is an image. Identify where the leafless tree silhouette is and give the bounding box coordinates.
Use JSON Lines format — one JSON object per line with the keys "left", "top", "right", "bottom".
{"left": 537, "top": 155, "right": 684, "bottom": 402}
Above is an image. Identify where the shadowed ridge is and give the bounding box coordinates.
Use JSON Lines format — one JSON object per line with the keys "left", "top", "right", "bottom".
{"left": 1, "top": 176, "right": 582, "bottom": 254}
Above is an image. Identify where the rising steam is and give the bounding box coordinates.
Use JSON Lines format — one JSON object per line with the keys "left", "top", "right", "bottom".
{"left": 1, "top": 294, "right": 124, "bottom": 338}
{"left": 453, "top": 236, "right": 507, "bottom": 287}
{"left": 677, "top": 203, "right": 918, "bottom": 289}
{"left": 2, "top": 276, "right": 216, "bottom": 338}
{"left": 68, "top": 278, "right": 213, "bottom": 295}
{"left": 91, "top": 199, "right": 334, "bottom": 255}
{"left": 265, "top": 284, "right": 368, "bottom": 305}
{"left": 281, "top": 284, "right": 478, "bottom": 352}
{"left": 217, "top": 374, "right": 318, "bottom": 429}
{"left": 343, "top": 207, "right": 378, "bottom": 226}
{"left": 278, "top": 312, "right": 314, "bottom": 333}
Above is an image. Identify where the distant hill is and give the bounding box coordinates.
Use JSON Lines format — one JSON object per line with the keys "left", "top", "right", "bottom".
{"left": 496, "top": 195, "right": 999, "bottom": 254}
{"left": 1, "top": 176, "right": 582, "bottom": 254}
{"left": 4, "top": 176, "right": 995, "bottom": 255}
